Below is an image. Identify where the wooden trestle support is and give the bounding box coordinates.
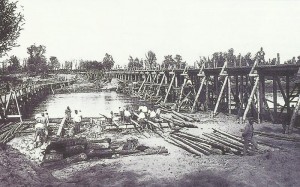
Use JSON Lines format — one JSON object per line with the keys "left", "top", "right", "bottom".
{"left": 111, "top": 63, "right": 300, "bottom": 133}
{"left": 0, "top": 81, "right": 75, "bottom": 123}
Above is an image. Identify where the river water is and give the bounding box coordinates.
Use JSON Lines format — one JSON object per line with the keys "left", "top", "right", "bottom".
{"left": 31, "top": 92, "right": 142, "bottom": 118}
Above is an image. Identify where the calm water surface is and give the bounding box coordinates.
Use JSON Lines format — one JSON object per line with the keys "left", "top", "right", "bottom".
{"left": 32, "top": 92, "right": 141, "bottom": 118}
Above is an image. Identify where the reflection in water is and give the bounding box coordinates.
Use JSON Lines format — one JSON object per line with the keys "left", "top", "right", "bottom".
{"left": 31, "top": 92, "right": 140, "bottom": 118}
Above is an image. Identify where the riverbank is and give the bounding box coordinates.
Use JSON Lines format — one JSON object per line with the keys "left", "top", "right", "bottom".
{"left": 1, "top": 112, "right": 300, "bottom": 187}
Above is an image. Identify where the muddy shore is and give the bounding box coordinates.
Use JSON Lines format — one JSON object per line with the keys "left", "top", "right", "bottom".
{"left": 1, "top": 112, "right": 300, "bottom": 187}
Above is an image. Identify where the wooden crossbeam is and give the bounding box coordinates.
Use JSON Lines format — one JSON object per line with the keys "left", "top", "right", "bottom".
{"left": 213, "top": 76, "right": 228, "bottom": 116}
{"left": 191, "top": 77, "right": 206, "bottom": 113}
{"left": 138, "top": 75, "right": 149, "bottom": 93}
{"left": 289, "top": 93, "right": 300, "bottom": 133}
{"left": 156, "top": 74, "right": 166, "bottom": 96}
{"left": 243, "top": 77, "right": 260, "bottom": 122}
{"left": 164, "top": 72, "right": 176, "bottom": 103}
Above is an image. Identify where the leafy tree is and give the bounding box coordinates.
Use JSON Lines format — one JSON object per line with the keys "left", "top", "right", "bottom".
{"left": 0, "top": 0, "right": 24, "bottom": 56}
{"left": 102, "top": 53, "right": 114, "bottom": 70}
{"left": 26, "top": 44, "right": 48, "bottom": 74}
{"left": 65, "top": 61, "right": 73, "bottom": 70}
{"left": 162, "top": 55, "right": 175, "bottom": 69}
{"left": 145, "top": 51, "right": 157, "bottom": 69}
{"left": 174, "top": 54, "right": 186, "bottom": 69}
{"left": 48, "top": 56, "right": 60, "bottom": 70}
{"left": 7, "top": 55, "right": 21, "bottom": 72}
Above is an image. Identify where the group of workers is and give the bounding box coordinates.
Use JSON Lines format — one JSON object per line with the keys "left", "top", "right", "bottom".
{"left": 34, "top": 106, "right": 83, "bottom": 148}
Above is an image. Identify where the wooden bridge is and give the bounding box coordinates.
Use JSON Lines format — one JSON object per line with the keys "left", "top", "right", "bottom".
{"left": 0, "top": 80, "right": 75, "bottom": 123}
{"left": 108, "top": 62, "right": 300, "bottom": 133}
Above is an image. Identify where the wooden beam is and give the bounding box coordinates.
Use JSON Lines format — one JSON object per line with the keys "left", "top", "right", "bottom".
{"left": 243, "top": 77, "right": 259, "bottom": 122}
{"left": 191, "top": 77, "right": 206, "bottom": 113}
{"left": 273, "top": 76, "right": 277, "bottom": 120}
{"left": 289, "top": 93, "right": 300, "bottom": 133}
{"left": 228, "top": 76, "right": 231, "bottom": 114}
{"left": 164, "top": 73, "right": 176, "bottom": 103}
{"left": 213, "top": 76, "right": 228, "bottom": 116}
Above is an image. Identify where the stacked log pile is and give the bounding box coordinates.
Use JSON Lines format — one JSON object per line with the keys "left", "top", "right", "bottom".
{"left": 168, "top": 129, "right": 267, "bottom": 156}
{"left": 41, "top": 137, "right": 168, "bottom": 168}
{"left": 0, "top": 122, "right": 32, "bottom": 145}
{"left": 160, "top": 110, "right": 198, "bottom": 128}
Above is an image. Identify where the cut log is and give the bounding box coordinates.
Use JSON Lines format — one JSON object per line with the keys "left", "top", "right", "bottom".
{"left": 170, "top": 134, "right": 211, "bottom": 155}
{"left": 88, "top": 138, "right": 111, "bottom": 145}
{"left": 85, "top": 149, "right": 114, "bottom": 158}
{"left": 114, "top": 149, "right": 140, "bottom": 155}
{"left": 172, "top": 110, "right": 194, "bottom": 122}
{"left": 168, "top": 136, "right": 202, "bottom": 156}
{"left": 43, "top": 153, "right": 63, "bottom": 163}
{"left": 202, "top": 133, "right": 241, "bottom": 154}
{"left": 64, "top": 145, "right": 85, "bottom": 157}
{"left": 254, "top": 131, "right": 300, "bottom": 142}
{"left": 174, "top": 132, "right": 230, "bottom": 153}
{"left": 50, "top": 137, "right": 87, "bottom": 146}
{"left": 160, "top": 116, "right": 197, "bottom": 128}
{"left": 212, "top": 128, "right": 243, "bottom": 143}
{"left": 86, "top": 143, "right": 110, "bottom": 150}
{"left": 143, "top": 146, "right": 168, "bottom": 155}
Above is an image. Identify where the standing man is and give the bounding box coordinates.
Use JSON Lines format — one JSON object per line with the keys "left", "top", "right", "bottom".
{"left": 34, "top": 113, "right": 46, "bottom": 147}
{"left": 119, "top": 107, "right": 124, "bottom": 122}
{"left": 124, "top": 108, "right": 132, "bottom": 123}
{"left": 242, "top": 118, "right": 257, "bottom": 156}
{"left": 73, "top": 110, "right": 82, "bottom": 134}
{"left": 65, "top": 106, "right": 72, "bottom": 127}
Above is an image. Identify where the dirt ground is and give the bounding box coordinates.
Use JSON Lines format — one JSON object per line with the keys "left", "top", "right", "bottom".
{"left": 1, "top": 113, "right": 300, "bottom": 187}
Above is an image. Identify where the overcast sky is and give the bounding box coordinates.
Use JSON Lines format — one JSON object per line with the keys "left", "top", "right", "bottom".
{"left": 6, "top": 0, "right": 300, "bottom": 65}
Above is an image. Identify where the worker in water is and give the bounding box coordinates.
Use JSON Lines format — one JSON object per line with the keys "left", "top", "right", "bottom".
{"left": 124, "top": 108, "right": 132, "bottom": 123}
{"left": 34, "top": 113, "right": 46, "bottom": 147}
{"left": 73, "top": 110, "right": 82, "bottom": 134}
{"left": 242, "top": 118, "right": 258, "bottom": 156}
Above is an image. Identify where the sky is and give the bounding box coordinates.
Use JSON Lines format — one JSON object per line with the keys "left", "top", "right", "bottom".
{"left": 4, "top": 0, "right": 300, "bottom": 66}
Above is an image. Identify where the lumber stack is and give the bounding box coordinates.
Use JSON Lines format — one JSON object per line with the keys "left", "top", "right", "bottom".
{"left": 168, "top": 129, "right": 266, "bottom": 156}
{"left": 0, "top": 122, "right": 31, "bottom": 144}
{"left": 41, "top": 136, "right": 169, "bottom": 168}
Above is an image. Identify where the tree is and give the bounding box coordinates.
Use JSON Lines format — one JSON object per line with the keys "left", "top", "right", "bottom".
{"left": 0, "top": 0, "right": 24, "bottom": 56}
{"left": 26, "top": 44, "right": 48, "bottom": 74}
{"left": 102, "top": 53, "right": 114, "bottom": 70}
{"left": 65, "top": 61, "right": 73, "bottom": 70}
{"left": 145, "top": 51, "right": 157, "bottom": 69}
{"left": 7, "top": 55, "right": 21, "bottom": 72}
{"left": 162, "top": 55, "right": 175, "bottom": 69}
{"left": 174, "top": 54, "right": 186, "bottom": 69}
{"left": 48, "top": 56, "right": 60, "bottom": 70}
